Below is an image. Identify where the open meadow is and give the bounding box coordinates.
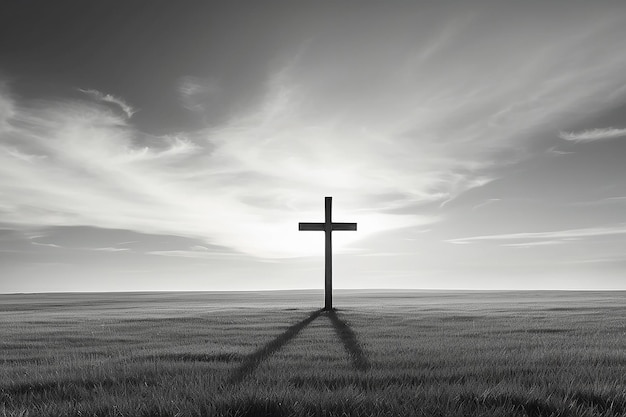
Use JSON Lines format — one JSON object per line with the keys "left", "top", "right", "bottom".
{"left": 1, "top": 290, "right": 626, "bottom": 417}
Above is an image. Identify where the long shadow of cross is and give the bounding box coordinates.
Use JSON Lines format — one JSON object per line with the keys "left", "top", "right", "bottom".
{"left": 228, "top": 309, "right": 369, "bottom": 384}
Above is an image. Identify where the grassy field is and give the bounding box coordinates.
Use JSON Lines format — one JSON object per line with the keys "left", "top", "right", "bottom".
{"left": 1, "top": 290, "right": 626, "bottom": 416}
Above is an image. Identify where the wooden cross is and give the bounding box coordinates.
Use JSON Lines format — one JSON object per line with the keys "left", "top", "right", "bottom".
{"left": 299, "top": 197, "right": 357, "bottom": 310}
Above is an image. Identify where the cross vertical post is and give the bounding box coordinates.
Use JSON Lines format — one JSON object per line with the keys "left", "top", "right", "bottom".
{"left": 325, "top": 196, "right": 332, "bottom": 310}
{"left": 299, "top": 196, "right": 357, "bottom": 310}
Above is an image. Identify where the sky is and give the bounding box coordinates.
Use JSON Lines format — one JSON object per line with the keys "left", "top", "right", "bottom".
{"left": 1, "top": 1, "right": 626, "bottom": 293}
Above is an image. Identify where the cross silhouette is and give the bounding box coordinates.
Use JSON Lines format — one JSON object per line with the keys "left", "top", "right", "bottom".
{"left": 299, "top": 197, "right": 357, "bottom": 310}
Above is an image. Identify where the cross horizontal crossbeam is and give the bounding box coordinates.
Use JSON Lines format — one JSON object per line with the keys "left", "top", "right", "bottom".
{"left": 298, "top": 222, "right": 357, "bottom": 231}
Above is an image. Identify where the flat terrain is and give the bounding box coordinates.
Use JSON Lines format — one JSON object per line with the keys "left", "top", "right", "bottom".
{"left": 1, "top": 290, "right": 626, "bottom": 416}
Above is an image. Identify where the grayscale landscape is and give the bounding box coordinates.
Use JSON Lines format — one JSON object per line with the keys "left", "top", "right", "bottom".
{"left": 2, "top": 290, "right": 626, "bottom": 416}
{"left": 2, "top": 2, "right": 626, "bottom": 416}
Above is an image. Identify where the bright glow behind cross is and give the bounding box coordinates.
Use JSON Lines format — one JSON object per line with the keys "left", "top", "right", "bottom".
{"left": 299, "top": 197, "right": 357, "bottom": 310}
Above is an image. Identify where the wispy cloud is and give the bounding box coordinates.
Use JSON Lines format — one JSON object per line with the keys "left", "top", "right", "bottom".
{"left": 472, "top": 199, "right": 501, "bottom": 211}
{"left": 501, "top": 240, "right": 564, "bottom": 248}
{"left": 559, "top": 127, "right": 626, "bottom": 142}
{"left": 3, "top": 6, "right": 626, "bottom": 260}
{"left": 572, "top": 196, "right": 626, "bottom": 207}
{"left": 178, "top": 76, "right": 220, "bottom": 112}
{"left": 31, "top": 241, "right": 62, "bottom": 248}
{"left": 89, "top": 247, "right": 129, "bottom": 252}
{"left": 447, "top": 224, "right": 626, "bottom": 245}
{"left": 115, "top": 135, "right": 200, "bottom": 163}
{"left": 78, "top": 88, "right": 137, "bottom": 119}
{"left": 147, "top": 250, "right": 242, "bottom": 259}
{"left": 0, "top": 86, "right": 428, "bottom": 258}
{"left": 1, "top": 145, "right": 47, "bottom": 163}
{"left": 545, "top": 146, "right": 574, "bottom": 156}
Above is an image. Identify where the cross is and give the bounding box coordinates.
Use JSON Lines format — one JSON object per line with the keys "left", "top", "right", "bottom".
{"left": 299, "top": 196, "right": 357, "bottom": 310}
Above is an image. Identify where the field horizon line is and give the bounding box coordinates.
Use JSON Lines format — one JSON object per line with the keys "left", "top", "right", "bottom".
{"left": 3, "top": 288, "right": 625, "bottom": 296}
